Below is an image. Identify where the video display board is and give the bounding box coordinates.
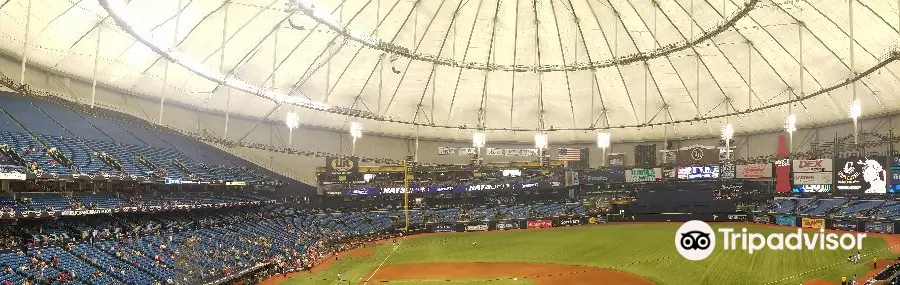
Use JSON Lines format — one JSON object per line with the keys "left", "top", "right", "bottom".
{"left": 834, "top": 157, "right": 887, "bottom": 194}
{"left": 677, "top": 166, "right": 720, "bottom": 180}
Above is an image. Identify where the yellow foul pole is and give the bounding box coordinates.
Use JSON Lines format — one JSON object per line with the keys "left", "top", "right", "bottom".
{"left": 403, "top": 160, "right": 409, "bottom": 232}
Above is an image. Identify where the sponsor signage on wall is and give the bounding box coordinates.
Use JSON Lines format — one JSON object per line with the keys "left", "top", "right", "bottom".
{"left": 801, "top": 218, "right": 825, "bottom": 229}
{"left": 432, "top": 224, "right": 457, "bottom": 232}
{"left": 464, "top": 224, "right": 489, "bottom": 231}
{"left": 890, "top": 156, "right": 900, "bottom": 193}
{"left": 624, "top": 168, "right": 662, "bottom": 182}
{"left": 835, "top": 157, "right": 888, "bottom": 194}
{"left": 325, "top": 157, "right": 360, "bottom": 175}
{"left": 865, "top": 221, "right": 895, "bottom": 234}
{"left": 775, "top": 215, "right": 796, "bottom": 226}
{"left": 775, "top": 135, "right": 791, "bottom": 193}
{"left": 793, "top": 172, "right": 833, "bottom": 185}
{"left": 752, "top": 215, "right": 772, "bottom": 223}
{"left": 831, "top": 220, "right": 859, "bottom": 231}
{"left": 792, "top": 159, "right": 833, "bottom": 173}
{"left": 580, "top": 169, "right": 625, "bottom": 184}
{"left": 0, "top": 172, "right": 26, "bottom": 180}
{"left": 675, "top": 145, "right": 720, "bottom": 165}
{"left": 720, "top": 164, "right": 736, "bottom": 179}
{"left": 676, "top": 166, "right": 720, "bottom": 180}
{"left": 736, "top": 164, "right": 772, "bottom": 178}
{"left": 493, "top": 222, "right": 521, "bottom": 230}
{"left": 558, "top": 218, "right": 583, "bottom": 227}
{"left": 791, "top": 184, "right": 832, "bottom": 193}
{"left": 527, "top": 220, "right": 552, "bottom": 229}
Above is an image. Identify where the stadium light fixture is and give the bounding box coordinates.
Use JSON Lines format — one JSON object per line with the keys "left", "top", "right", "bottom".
{"left": 849, "top": 99, "right": 861, "bottom": 144}
{"left": 785, "top": 114, "right": 796, "bottom": 153}
{"left": 286, "top": 112, "right": 299, "bottom": 146}
{"left": 472, "top": 132, "right": 486, "bottom": 149}
{"left": 597, "top": 132, "right": 610, "bottom": 149}
{"left": 534, "top": 133, "right": 548, "bottom": 150}
{"left": 785, "top": 114, "right": 797, "bottom": 133}
{"left": 849, "top": 99, "right": 861, "bottom": 120}
{"left": 350, "top": 122, "right": 362, "bottom": 156}
{"left": 721, "top": 124, "right": 734, "bottom": 141}
{"left": 350, "top": 122, "right": 363, "bottom": 139}
{"left": 721, "top": 124, "right": 734, "bottom": 161}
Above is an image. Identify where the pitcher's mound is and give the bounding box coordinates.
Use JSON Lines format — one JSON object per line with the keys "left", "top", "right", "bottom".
{"left": 367, "top": 262, "right": 655, "bottom": 285}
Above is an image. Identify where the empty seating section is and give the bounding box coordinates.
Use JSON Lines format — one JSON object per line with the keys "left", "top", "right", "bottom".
{"left": 0, "top": 92, "right": 287, "bottom": 183}
{"left": 21, "top": 193, "right": 71, "bottom": 211}
{"left": 0, "top": 94, "right": 68, "bottom": 137}
{"left": 759, "top": 198, "right": 900, "bottom": 218}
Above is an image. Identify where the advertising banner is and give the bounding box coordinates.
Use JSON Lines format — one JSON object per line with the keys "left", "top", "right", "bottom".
{"left": 486, "top": 148, "right": 504, "bottom": 156}
{"left": 831, "top": 220, "right": 859, "bottom": 231}
{"left": 752, "top": 215, "right": 772, "bottom": 224}
{"left": 676, "top": 166, "right": 720, "bottom": 180}
{"left": 720, "top": 164, "right": 736, "bottom": 179}
{"left": 527, "top": 220, "right": 552, "bottom": 229}
{"left": 801, "top": 218, "right": 825, "bottom": 229}
{"left": 492, "top": 221, "right": 523, "bottom": 230}
{"left": 437, "top": 147, "right": 456, "bottom": 155}
{"left": 457, "top": 148, "right": 477, "bottom": 155}
{"left": 607, "top": 153, "right": 625, "bottom": 167}
{"left": 835, "top": 157, "right": 888, "bottom": 194}
{"left": 793, "top": 159, "right": 833, "bottom": 173}
{"left": 736, "top": 164, "right": 772, "bottom": 178}
{"left": 775, "top": 135, "right": 791, "bottom": 193}
{"left": 625, "top": 168, "right": 662, "bottom": 182}
{"left": 675, "top": 145, "right": 719, "bottom": 165}
{"left": 556, "top": 217, "right": 584, "bottom": 227}
{"left": 464, "top": 224, "right": 489, "bottom": 231}
{"left": 791, "top": 184, "right": 832, "bottom": 193}
{"left": 775, "top": 215, "right": 797, "bottom": 226}
{"left": 325, "top": 157, "right": 360, "bottom": 175}
{"left": 520, "top": 149, "right": 539, "bottom": 157}
{"left": 431, "top": 224, "right": 458, "bottom": 233}
{"left": 793, "top": 172, "right": 833, "bottom": 185}
{"left": 712, "top": 214, "right": 747, "bottom": 221}
{"left": 579, "top": 169, "right": 625, "bottom": 184}
{"left": 890, "top": 157, "right": 900, "bottom": 193}
{"left": 865, "top": 221, "right": 895, "bottom": 234}
{"left": 0, "top": 172, "right": 26, "bottom": 180}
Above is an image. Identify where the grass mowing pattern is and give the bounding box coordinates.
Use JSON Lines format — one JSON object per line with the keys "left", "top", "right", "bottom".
{"left": 284, "top": 224, "right": 895, "bottom": 285}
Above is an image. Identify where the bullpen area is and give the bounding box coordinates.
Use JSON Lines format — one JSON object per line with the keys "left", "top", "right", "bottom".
{"left": 278, "top": 223, "right": 900, "bottom": 285}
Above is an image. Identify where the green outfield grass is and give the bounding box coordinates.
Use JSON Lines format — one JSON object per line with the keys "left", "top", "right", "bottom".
{"left": 284, "top": 224, "right": 896, "bottom": 285}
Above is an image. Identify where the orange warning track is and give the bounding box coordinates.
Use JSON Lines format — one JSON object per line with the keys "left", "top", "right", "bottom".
{"left": 367, "top": 262, "right": 655, "bottom": 285}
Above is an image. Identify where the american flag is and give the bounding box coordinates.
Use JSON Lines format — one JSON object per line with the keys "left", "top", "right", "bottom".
{"left": 557, "top": 148, "right": 582, "bottom": 161}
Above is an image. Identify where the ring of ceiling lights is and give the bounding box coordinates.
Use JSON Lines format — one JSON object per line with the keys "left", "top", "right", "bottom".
{"left": 285, "top": 0, "right": 758, "bottom": 72}
{"left": 100, "top": 0, "right": 899, "bottom": 133}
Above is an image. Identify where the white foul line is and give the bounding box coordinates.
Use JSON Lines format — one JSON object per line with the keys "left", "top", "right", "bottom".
{"left": 364, "top": 239, "right": 403, "bottom": 284}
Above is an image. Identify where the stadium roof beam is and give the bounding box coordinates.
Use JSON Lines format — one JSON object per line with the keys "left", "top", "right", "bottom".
{"left": 561, "top": 0, "right": 608, "bottom": 130}
{"left": 442, "top": 0, "right": 487, "bottom": 124}
{"left": 547, "top": 0, "right": 578, "bottom": 129}
{"left": 283, "top": 0, "right": 377, "bottom": 97}
{"left": 598, "top": 0, "right": 647, "bottom": 125}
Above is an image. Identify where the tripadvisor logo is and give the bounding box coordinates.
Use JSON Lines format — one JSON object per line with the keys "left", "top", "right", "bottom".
{"left": 675, "top": 220, "right": 867, "bottom": 261}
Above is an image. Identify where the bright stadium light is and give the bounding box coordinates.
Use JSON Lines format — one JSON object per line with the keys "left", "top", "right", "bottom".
{"left": 721, "top": 124, "right": 734, "bottom": 161}
{"left": 350, "top": 122, "right": 363, "bottom": 139}
{"left": 534, "top": 133, "right": 548, "bottom": 150}
{"left": 350, "top": 122, "right": 362, "bottom": 156}
{"left": 721, "top": 124, "right": 734, "bottom": 141}
{"left": 849, "top": 99, "right": 861, "bottom": 119}
{"left": 286, "top": 112, "right": 300, "bottom": 146}
{"left": 285, "top": 112, "right": 300, "bottom": 129}
{"left": 785, "top": 114, "right": 796, "bottom": 153}
{"left": 472, "top": 132, "right": 486, "bottom": 149}
{"left": 597, "top": 132, "right": 610, "bottom": 149}
{"left": 785, "top": 114, "right": 797, "bottom": 133}
{"left": 849, "top": 99, "right": 861, "bottom": 144}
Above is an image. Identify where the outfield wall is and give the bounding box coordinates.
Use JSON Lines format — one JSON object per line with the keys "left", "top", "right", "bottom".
{"left": 424, "top": 217, "right": 589, "bottom": 233}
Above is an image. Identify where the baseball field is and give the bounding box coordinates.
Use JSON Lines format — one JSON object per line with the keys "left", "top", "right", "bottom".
{"left": 272, "top": 223, "right": 900, "bottom": 285}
